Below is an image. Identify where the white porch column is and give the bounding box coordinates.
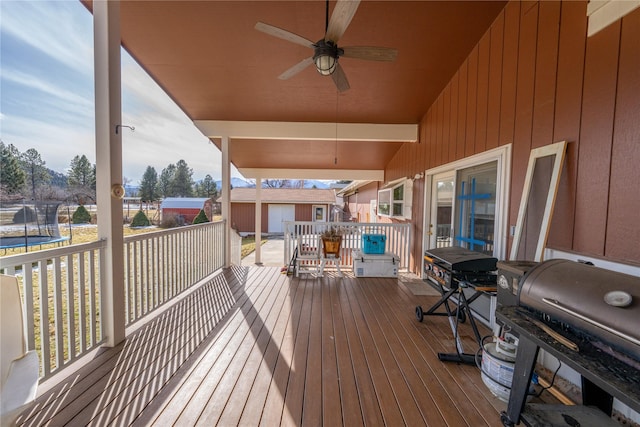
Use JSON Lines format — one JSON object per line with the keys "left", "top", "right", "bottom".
{"left": 93, "top": 0, "right": 125, "bottom": 347}
{"left": 254, "top": 176, "right": 262, "bottom": 265}
{"left": 221, "top": 136, "right": 231, "bottom": 267}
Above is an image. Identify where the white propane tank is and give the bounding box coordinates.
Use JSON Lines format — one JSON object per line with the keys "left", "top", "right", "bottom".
{"left": 481, "top": 333, "right": 521, "bottom": 402}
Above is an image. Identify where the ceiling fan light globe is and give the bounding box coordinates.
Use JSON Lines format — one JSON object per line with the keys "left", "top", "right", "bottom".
{"left": 314, "top": 54, "right": 337, "bottom": 76}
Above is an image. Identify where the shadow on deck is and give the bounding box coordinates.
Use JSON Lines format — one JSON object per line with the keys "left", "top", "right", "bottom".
{"left": 18, "top": 266, "right": 508, "bottom": 426}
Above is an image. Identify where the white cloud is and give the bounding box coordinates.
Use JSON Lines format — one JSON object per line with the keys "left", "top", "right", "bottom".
{"left": 2, "top": 68, "right": 93, "bottom": 111}
{"left": 1, "top": 1, "right": 94, "bottom": 74}
{"left": 1, "top": 0, "right": 234, "bottom": 184}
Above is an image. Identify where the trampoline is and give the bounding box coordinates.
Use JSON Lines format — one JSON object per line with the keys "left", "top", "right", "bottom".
{"left": 0, "top": 200, "right": 69, "bottom": 251}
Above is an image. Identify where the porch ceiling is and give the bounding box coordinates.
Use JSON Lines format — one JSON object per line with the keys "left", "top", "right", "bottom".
{"left": 87, "top": 1, "right": 506, "bottom": 179}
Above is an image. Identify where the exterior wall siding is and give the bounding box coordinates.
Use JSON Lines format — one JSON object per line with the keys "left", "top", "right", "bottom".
{"left": 230, "top": 203, "right": 325, "bottom": 232}
{"left": 295, "top": 204, "right": 312, "bottom": 221}
{"left": 384, "top": 0, "right": 640, "bottom": 270}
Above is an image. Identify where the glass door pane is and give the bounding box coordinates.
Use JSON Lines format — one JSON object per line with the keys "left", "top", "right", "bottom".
{"left": 454, "top": 161, "right": 497, "bottom": 255}
{"left": 429, "top": 172, "right": 455, "bottom": 249}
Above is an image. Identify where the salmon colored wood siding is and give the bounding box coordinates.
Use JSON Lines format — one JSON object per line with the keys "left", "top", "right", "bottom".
{"left": 384, "top": 0, "right": 640, "bottom": 269}
{"left": 344, "top": 183, "right": 379, "bottom": 222}
{"left": 548, "top": 1, "right": 587, "bottom": 250}
{"left": 606, "top": 11, "right": 640, "bottom": 261}
{"left": 574, "top": 21, "right": 619, "bottom": 256}
{"left": 230, "top": 203, "right": 327, "bottom": 232}
{"left": 295, "top": 205, "right": 312, "bottom": 221}
{"left": 230, "top": 203, "right": 265, "bottom": 232}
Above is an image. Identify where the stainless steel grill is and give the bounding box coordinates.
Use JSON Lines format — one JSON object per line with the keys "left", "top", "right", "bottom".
{"left": 518, "top": 259, "right": 639, "bottom": 361}
{"left": 496, "top": 259, "right": 640, "bottom": 427}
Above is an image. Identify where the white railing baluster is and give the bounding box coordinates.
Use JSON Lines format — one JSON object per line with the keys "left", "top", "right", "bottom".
{"left": 38, "top": 259, "right": 50, "bottom": 377}
{"left": 78, "top": 251, "right": 86, "bottom": 353}
{"left": 53, "top": 257, "right": 63, "bottom": 370}
{"left": 23, "top": 267, "right": 35, "bottom": 352}
{"left": 88, "top": 248, "right": 97, "bottom": 346}
{"left": 66, "top": 254, "right": 75, "bottom": 361}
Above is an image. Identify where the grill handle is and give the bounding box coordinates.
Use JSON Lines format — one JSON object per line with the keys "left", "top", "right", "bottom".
{"left": 542, "top": 298, "right": 640, "bottom": 348}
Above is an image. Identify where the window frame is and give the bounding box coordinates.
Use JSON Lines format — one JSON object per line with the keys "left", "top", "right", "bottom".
{"left": 422, "top": 144, "right": 512, "bottom": 260}
{"left": 378, "top": 179, "right": 412, "bottom": 219}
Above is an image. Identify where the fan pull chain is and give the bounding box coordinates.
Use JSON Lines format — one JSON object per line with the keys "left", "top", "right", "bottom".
{"left": 335, "top": 91, "right": 339, "bottom": 165}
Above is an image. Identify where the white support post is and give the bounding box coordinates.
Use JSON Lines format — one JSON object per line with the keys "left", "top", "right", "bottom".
{"left": 255, "top": 176, "right": 262, "bottom": 265}
{"left": 221, "top": 136, "right": 231, "bottom": 267}
{"left": 93, "top": 0, "right": 125, "bottom": 347}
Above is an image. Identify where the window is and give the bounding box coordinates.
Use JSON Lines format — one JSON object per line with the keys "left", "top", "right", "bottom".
{"left": 378, "top": 179, "right": 412, "bottom": 219}
{"left": 378, "top": 189, "right": 391, "bottom": 216}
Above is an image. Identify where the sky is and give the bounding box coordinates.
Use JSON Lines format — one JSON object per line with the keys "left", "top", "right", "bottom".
{"left": 1, "top": 0, "right": 239, "bottom": 185}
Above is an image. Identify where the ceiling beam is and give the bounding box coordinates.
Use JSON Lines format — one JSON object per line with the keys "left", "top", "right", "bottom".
{"left": 238, "top": 168, "right": 384, "bottom": 181}
{"left": 194, "top": 120, "right": 418, "bottom": 142}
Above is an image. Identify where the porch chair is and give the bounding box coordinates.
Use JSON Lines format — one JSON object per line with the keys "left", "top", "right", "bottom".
{"left": 294, "top": 235, "right": 321, "bottom": 277}
{"left": 1, "top": 274, "right": 39, "bottom": 427}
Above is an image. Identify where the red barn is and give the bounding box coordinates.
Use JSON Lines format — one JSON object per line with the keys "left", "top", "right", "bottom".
{"left": 160, "top": 197, "right": 213, "bottom": 224}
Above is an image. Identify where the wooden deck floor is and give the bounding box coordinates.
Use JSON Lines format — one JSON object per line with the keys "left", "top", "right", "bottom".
{"left": 18, "top": 266, "right": 508, "bottom": 426}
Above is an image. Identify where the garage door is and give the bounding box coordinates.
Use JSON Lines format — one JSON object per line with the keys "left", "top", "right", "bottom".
{"left": 268, "top": 204, "right": 295, "bottom": 233}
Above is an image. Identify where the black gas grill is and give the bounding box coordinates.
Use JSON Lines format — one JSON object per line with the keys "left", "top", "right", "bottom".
{"left": 417, "top": 246, "right": 497, "bottom": 364}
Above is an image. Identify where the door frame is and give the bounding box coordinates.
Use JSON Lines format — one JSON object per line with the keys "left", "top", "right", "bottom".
{"left": 421, "top": 144, "right": 512, "bottom": 270}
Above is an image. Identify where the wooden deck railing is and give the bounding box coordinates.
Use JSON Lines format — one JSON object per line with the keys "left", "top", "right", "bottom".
{"left": 0, "top": 221, "right": 228, "bottom": 380}
{"left": 1, "top": 240, "right": 106, "bottom": 379}
{"left": 123, "top": 221, "right": 225, "bottom": 325}
{"left": 283, "top": 221, "right": 411, "bottom": 269}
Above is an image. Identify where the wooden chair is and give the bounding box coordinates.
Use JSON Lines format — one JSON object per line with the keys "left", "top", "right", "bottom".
{"left": 294, "top": 235, "right": 320, "bottom": 277}
{"left": 1, "top": 274, "right": 39, "bottom": 427}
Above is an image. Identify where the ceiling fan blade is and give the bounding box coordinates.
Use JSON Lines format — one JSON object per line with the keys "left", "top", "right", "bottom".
{"left": 331, "top": 63, "right": 350, "bottom": 92}
{"left": 255, "top": 22, "right": 315, "bottom": 49}
{"left": 341, "top": 46, "right": 398, "bottom": 62}
{"left": 325, "top": 0, "right": 361, "bottom": 43}
{"left": 278, "top": 57, "right": 314, "bottom": 80}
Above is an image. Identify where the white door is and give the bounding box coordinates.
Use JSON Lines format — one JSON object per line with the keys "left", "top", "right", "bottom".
{"left": 268, "top": 204, "right": 295, "bottom": 233}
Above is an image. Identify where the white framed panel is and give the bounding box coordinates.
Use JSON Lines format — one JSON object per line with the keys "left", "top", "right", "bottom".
{"left": 422, "top": 144, "right": 512, "bottom": 260}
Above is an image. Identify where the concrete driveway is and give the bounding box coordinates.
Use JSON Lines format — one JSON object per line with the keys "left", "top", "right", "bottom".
{"left": 241, "top": 237, "right": 288, "bottom": 267}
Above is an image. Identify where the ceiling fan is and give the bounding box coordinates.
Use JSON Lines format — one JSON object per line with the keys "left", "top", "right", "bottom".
{"left": 255, "top": 0, "right": 398, "bottom": 92}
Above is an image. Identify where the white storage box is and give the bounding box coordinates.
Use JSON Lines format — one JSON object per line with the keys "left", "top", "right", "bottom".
{"left": 352, "top": 250, "right": 399, "bottom": 278}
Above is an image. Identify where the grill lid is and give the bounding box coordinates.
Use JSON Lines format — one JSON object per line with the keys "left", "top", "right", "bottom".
{"left": 518, "top": 259, "right": 640, "bottom": 360}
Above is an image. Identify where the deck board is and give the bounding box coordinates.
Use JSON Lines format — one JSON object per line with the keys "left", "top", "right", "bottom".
{"left": 18, "top": 266, "right": 515, "bottom": 427}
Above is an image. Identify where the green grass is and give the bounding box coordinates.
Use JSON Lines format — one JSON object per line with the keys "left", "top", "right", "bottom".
{"left": 240, "top": 236, "right": 267, "bottom": 259}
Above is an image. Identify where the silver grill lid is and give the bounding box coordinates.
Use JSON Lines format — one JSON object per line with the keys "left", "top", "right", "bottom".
{"left": 518, "top": 259, "right": 640, "bottom": 360}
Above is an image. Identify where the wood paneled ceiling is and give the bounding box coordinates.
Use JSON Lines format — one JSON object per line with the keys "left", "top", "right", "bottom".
{"left": 90, "top": 1, "right": 506, "bottom": 179}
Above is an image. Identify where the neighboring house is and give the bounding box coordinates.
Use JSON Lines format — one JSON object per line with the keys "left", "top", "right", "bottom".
{"left": 160, "top": 197, "right": 213, "bottom": 224}
{"left": 223, "top": 188, "right": 336, "bottom": 233}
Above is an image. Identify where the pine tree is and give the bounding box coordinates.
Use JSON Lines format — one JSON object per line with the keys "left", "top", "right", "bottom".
{"left": 172, "top": 159, "right": 194, "bottom": 197}
{"left": 68, "top": 155, "right": 94, "bottom": 186}
{"left": 192, "top": 209, "right": 209, "bottom": 224}
{"left": 131, "top": 210, "right": 151, "bottom": 227}
{"left": 159, "top": 164, "right": 176, "bottom": 197}
{"left": 21, "top": 148, "right": 50, "bottom": 200}
{"left": 0, "top": 141, "right": 26, "bottom": 195}
{"left": 139, "top": 166, "right": 159, "bottom": 202}
{"left": 67, "top": 154, "right": 96, "bottom": 204}
{"left": 72, "top": 205, "right": 92, "bottom": 224}
{"left": 195, "top": 174, "right": 218, "bottom": 199}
